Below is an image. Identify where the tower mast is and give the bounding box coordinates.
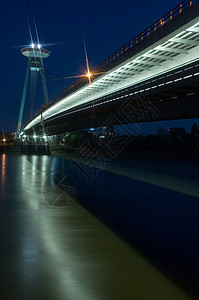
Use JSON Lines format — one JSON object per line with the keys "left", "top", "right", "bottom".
{"left": 17, "top": 44, "right": 50, "bottom": 136}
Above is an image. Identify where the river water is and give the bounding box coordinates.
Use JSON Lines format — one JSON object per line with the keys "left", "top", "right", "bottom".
{"left": 0, "top": 154, "right": 199, "bottom": 300}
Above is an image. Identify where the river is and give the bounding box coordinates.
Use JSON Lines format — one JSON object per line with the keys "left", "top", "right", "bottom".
{"left": 0, "top": 154, "right": 198, "bottom": 300}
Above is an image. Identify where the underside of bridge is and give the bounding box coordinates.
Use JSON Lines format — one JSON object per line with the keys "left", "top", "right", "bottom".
{"left": 26, "top": 60, "right": 199, "bottom": 136}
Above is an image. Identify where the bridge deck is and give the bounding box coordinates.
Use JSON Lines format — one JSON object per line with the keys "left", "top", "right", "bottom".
{"left": 24, "top": 0, "right": 199, "bottom": 135}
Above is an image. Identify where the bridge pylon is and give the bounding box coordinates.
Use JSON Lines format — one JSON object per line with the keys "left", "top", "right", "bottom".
{"left": 17, "top": 44, "right": 50, "bottom": 136}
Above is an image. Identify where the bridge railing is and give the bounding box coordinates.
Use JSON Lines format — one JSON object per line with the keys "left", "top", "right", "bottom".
{"left": 95, "top": 0, "right": 197, "bottom": 70}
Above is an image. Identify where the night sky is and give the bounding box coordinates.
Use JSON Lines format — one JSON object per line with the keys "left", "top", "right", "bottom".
{"left": 0, "top": 0, "right": 197, "bottom": 134}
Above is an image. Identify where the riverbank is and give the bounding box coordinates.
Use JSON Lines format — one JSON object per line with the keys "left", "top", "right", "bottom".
{"left": 50, "top": 145, "right": 199, "bottom": 161}
{"left": 0, "top": 144, "right": 20, "bottom": 154}
{"left": 1, "top": 143, "right": 199, "bottom": 161}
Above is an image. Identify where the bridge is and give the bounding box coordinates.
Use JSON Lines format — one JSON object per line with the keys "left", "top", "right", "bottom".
{"left": 23, "top": 0, "right": 199, "bottom": 136}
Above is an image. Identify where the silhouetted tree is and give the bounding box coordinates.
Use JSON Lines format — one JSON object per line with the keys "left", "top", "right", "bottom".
{"left": 169, "top": 127, "right": 187, "bottom": 139}
{"left": 156, "top": 128, "right": 167, "bottom": 136}
{"left": 191, "top": 122, "right": 199, "bottom": 136}
{"left": 191, "top": 122, "right": 199, "bottom": 152}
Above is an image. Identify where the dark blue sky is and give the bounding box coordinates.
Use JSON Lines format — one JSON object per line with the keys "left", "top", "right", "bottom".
{"left": 0, "top": 0, "right": 197, "bottom": 133}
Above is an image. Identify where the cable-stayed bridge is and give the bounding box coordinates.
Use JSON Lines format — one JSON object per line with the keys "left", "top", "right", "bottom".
{"left": 23, "top": 0, "right": 199, "bottom": 135}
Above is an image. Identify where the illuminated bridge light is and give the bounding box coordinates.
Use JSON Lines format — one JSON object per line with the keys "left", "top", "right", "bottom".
{"left": 87, "top": 71, "right": 92, "bottom": 79}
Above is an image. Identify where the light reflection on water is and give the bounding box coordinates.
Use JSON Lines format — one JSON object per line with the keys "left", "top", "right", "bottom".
{"left": 0, "top": 153, "right": 6, "bottom": 190}
{"left": 0, "top": 154, "right": 198, "bottom": 300}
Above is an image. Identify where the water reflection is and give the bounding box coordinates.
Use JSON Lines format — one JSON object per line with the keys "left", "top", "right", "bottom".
{"left": 0, "top": 153, "right": 6, "bottom": 189}
{"left": 48, "top": 155, "right": 199, "bottom": 299}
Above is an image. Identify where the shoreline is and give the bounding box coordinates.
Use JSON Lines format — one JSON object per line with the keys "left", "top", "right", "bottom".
{"left": 1, "top": 144, "right": 199, "bottom": 162}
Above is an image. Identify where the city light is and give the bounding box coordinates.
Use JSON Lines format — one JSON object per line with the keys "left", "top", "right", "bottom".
{"left": 31, "top": 43, "right": 35, "bottom": 49}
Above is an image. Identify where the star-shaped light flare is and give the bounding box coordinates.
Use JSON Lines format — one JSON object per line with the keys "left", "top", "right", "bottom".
{"left": 51, "top": 36, "right": 105, "bottom": 84}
